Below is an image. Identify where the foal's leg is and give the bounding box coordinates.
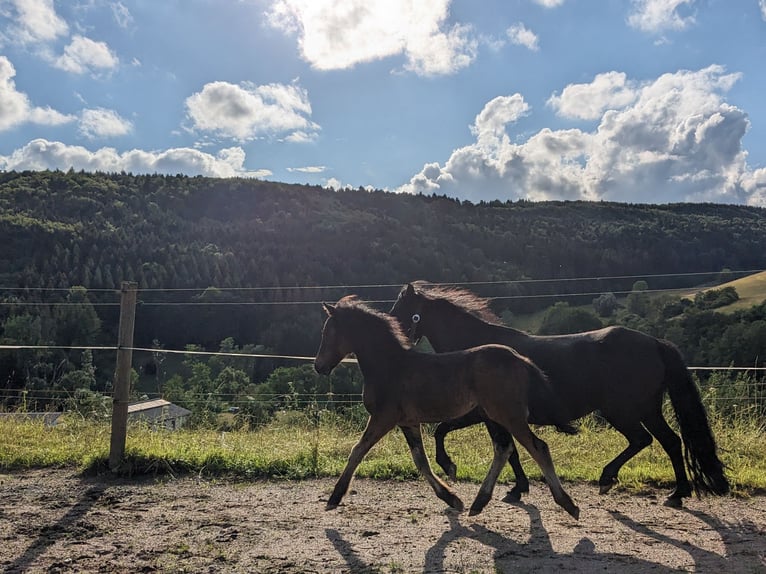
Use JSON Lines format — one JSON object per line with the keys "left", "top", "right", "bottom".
{"left": 401, "top": 425, "right": 464, "bottom": 511}
{"left": 506, "top": 420, "right": 580, "bottom": 520}
{"left": 327, "top": 416, "right": 395, "bottom": 510}
{"left": 483, "top": 420, "right": 529, "bottom": 502}
{"left": 469, "top": 421, "right": 514, "bottom": 516}
{"left": 642, "top": 409, "right": 691, "bottom": 507}
{"left": 434, "top": 408, "right": 486, "bottom": 480}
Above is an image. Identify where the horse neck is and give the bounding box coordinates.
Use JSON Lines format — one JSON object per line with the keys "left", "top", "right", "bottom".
{"left": 348, "top": 320, "right": 407, "bottom": 380}
{"left": 427, "top": 301, "right": 528, "bottom": 352}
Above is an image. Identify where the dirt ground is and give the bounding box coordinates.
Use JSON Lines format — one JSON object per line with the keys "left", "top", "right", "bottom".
{"left": 0, "top": 468, "right": 764, "bottom": 573}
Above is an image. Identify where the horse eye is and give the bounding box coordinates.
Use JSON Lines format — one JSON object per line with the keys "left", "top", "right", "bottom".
{"left": 411, "top": 313, "right": 421, "bottom": 324}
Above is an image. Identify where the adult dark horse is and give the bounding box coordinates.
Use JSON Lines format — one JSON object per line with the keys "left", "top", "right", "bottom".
{"left": 390, "top": 282, "right": 729, "bottom": 507}
{"left": 314, "top": 295, "right": 580, "bottom": 519}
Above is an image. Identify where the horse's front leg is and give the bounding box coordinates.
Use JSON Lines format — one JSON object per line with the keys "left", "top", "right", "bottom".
{"left": 327, "top": 415, "right": 395, "bottom": 510}
{"left": 401, "top": 425, "right": 464, "bottom": 511}
{"left": 470, "top": 421, "right": 514, "bottom": 516}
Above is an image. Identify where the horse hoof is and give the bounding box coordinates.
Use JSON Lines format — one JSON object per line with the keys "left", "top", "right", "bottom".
{"left": 663, "top": 497, "right": 683, "bottom": 509}
{"left": 568, "top": 505, "right": 581, "bottom": 520}
{"left": 447, "top": 465, "right": 458, "bottom": 482}
{"left": 599, "top": 481, "right": 615, "bottom": 495}
{"left": 502, "top": 490, "right": 522, "bottom": 503}
{"left": 325, "top": 501, "right": 339, "bottom": 511}
{"left": 446, "top": 495, "right": 465, "bottom": 512}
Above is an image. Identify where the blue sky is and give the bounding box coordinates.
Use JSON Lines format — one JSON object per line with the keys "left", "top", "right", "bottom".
{"left": 1, "top": 0, "right": 765, "bottom": 205}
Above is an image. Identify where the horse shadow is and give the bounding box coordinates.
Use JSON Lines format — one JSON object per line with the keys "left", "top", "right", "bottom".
{"left": 326, "top": 499, "right": 763, "bottom": 573}
{"left": 3, "top": 483, "right": 105, "bottom": 574}
{"left": 610, "top": 505, "right": 766, "bottom": 572}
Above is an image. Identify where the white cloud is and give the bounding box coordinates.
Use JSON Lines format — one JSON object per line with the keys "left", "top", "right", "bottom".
{"left": 79, "top": 108, "right": 133, "bottom": 139}
{"left": 471, "top": 94, "right": 530, "bottom": 149}
{"left": 287, "top": 166, "right": 326, "bottom": 173}
{"left": 760, "top": 0, "right": 766, "bottom": 20}
{"left": 547, "top": 71, "right": 638, "bottom": 120}
{"left": 266, "top": 0, "right": 477, "bottom": 76}
{"left": 111, "top": 2, "right": 133, "bottom": 28}
{"left": 532, "top": 0, "right": 565, "bottom": 6}
{"left": 185, "top": 81, "right": 319, "bottom": 142}
{"left": 628, "top": 0, "right": 696, "bottom": 33}
{"left": 399, "top": 66, "right": 763, "bottom": 206}
{"left": 506, "top": 23, "right": 539, "bottom": 52}
{"left": 53, "top": 35, "right": 119, "bottom": 75}
{"left": 1, "top": 0, "right": 68, "bottom": 45}
{"left": 0, "top": 139, "right": 272, "bottom": 178}
{"left": 0, "top": 56, "right": 74, "bottom": 131}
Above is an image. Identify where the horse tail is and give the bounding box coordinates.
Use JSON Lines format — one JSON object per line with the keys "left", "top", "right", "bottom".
{"left": 659, "top": 340, "right": 729, "bottom": 496}
{"left": 523, "top": 356, "right": 578, "bottom": 435}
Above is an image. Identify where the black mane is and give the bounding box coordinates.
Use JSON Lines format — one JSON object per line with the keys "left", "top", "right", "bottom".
{"left": 411, "top": 281, "right": 502, "bottom": 324}
{"left": 335, "top": 295, "right": 413, "bottom": 349}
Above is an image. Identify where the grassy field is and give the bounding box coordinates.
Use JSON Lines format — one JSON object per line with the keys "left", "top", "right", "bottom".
{"left": 683, "top": 270, "right": 766, "bottom": 313}
{"left": 1, "top": 411, "right": 763, "bottom": 496}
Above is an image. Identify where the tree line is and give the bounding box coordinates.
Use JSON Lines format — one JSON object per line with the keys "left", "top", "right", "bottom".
{"left": 1, "top": 170, "right": 766, "bottom": 421}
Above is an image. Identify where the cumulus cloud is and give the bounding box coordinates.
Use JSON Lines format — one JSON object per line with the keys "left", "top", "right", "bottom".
{"left": 0, "top": 56, "right": 74, "bottom": 131}
{"left": 185, "top": 81, "right": 319, "bottom": 142}
{"left": 53, "top": 35, "right": 119, "bottom": 74}
{"left": 548, "top": 71, "right": 638, "bottom": 120}
{"left": 399, "top": 65, "right": 763, "bottom": 206}
{"left": 506, "top": 23, "right": 539, "bottom": 52}
{"left": 0, "top": 0, "right": 68, "bottom": 45}
{"left": 266, "top": 0, "right": 477, "bottom": 76}
{"left": 628, "top": 0, "right": 696, "bottom": 33}
{"left": 760, "top": 0, "right": 766, "bottom": 20}
{"left": 0, "top": 139, "right": 272, "bottom": 178}
{"left": 79, "top": 108, "right": 133, "bottom": 139}
{"left": 533, "top": 0, "right": 565, "bottom": 6}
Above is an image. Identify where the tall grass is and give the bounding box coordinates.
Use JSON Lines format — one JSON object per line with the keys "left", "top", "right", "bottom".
{"left": 1, "top": 409, "right": 764, "bottom": 495}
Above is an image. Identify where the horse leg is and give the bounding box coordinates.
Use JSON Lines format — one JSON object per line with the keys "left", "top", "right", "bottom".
{"left": 598, "top": 419, "right": 653, "bottom": 495}
{"left": 327, "top": 415, "right": 395, "bottom": 510}
{"left": 642, "top": 409, "right": 691, "bottom": 507}
{"left": 506, "top": 420, "right": 580, "bottom": 520}
{"left": 400, "top": 425, "right": 464, "bottom": 511}
{"left": 469, "top": 420, "right": 515, "bottom": 515}
{"left": 434, "top": 408, "right": 486, "bottom": 481}
{"left": 483, "top": 420, "right": 529, "bottom": 502}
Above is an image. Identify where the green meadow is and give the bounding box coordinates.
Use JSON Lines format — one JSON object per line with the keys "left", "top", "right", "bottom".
{"left": 1, "top": 410, "right": 763, "bottom": 496}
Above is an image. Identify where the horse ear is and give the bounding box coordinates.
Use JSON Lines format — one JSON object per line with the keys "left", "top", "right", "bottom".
{"left": 405, "top": 283, "right": 416, "bottom": 296}
{"left": 323, "top": 302, "right": 336, "bottom": 316}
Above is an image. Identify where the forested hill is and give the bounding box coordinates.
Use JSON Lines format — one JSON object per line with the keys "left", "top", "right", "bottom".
{"left": 2, "top": 170, "right": 766, "bottom": 355}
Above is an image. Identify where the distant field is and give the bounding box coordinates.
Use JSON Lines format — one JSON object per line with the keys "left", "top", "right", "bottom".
{"left": 684, "top": 270, "right": 766, "bottom": 313}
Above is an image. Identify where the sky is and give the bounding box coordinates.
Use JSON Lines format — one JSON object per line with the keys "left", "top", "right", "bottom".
{"left": 1, "top": 0, "right": 766, "bottom": 206}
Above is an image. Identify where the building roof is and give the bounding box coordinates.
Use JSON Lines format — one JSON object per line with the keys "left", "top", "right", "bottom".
{"left": 128, "top": 399, "right": 191, "bottom": 419}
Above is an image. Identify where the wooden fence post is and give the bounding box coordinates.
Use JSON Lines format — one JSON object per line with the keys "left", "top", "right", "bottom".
{"left": 109, "top": 281, "right": 138, "bottom": 472}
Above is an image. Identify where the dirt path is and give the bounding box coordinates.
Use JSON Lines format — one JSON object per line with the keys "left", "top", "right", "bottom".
{"left": 1, "top": 469, "right": 764, "bottom": 573}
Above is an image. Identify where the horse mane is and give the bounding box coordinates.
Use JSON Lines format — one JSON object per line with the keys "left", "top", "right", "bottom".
{"left": 335, "top": 295, "right": 413, "bottom": 349}
{"left": 411, "top": 281, "right": 502, "bottom": 324}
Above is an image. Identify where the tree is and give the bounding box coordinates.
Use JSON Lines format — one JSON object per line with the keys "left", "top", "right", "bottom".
{"left": 538, "top": 302, "right": 602, "bottom": 335}
{"left": 593, "top": 293, "right": 618, "bottom": 317}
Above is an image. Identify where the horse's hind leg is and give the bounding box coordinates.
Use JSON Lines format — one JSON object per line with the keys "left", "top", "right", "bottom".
{"left": 642, "top": 409, "right": 691, "bottom": 507}
{"left": 483, "top": 420, "right": 529, "bottom": 502}
{"left": 507, "top": 421, "right": 580, "bottom": 520}
{"left": 327, "top": 416, "right": 395, "bottom": 510}
{"left": 401, "top": 425, "right": 464, "bottom": 511}
{"left": 470, "top": 421, "right": 514, "bottom": 516}
{"left": 598, "top": 418, "right": 652, "bottom": 495}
